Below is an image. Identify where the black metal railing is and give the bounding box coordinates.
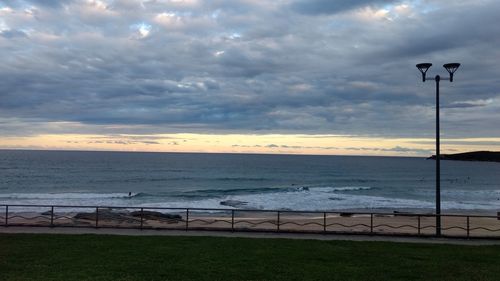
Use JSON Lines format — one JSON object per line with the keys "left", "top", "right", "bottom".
{"left": 1, "top": 204, "right": 499, "bottom": 239}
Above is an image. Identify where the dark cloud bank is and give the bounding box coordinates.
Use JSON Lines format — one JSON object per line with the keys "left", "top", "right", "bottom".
{"left": 0, "top": 0, "right": 499, "bottom": 139}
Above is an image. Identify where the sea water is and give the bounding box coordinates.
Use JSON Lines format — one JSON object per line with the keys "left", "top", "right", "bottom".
{"left": 0, "top": 150, "right": 499, "bottom": 213}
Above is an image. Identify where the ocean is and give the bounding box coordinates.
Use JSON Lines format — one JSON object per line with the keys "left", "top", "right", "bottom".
{"left": 0, "top": 150, "right": 499, "bottom": 213}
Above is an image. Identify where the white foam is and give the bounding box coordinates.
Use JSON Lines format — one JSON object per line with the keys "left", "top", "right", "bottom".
{"left": 317, "top": 186, "right": 372, "bottom": 192}
{"left": 139, "top": 187, "right": 500, "bottom": 211}
{"left": 0, "top": 187, "right": 499, "bottom": 212}
{"left": 0, "top": 192, "right": 139, "bottom": 200}
{"left": 0, "top": 192, "right": 141, "bottom": 210}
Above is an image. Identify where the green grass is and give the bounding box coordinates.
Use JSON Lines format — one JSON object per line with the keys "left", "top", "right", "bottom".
{"left": 0, "top": 234, "right": 499, "bottom": 281}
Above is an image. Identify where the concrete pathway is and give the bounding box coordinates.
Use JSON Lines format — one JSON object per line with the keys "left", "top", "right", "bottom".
{"left": 1, "top": 226, "right": 499, "bottom": 245}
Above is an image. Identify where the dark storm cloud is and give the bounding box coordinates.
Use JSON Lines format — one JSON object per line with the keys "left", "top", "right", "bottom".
{"left": 0, "top": 29, "right": 27, "bottom": 38}
{"left": 0, "top": 0, "right": 499, "bottom": 139}
{"left": 1, "top": 0, "right": 71, "bottom": 8}
{"left": 27, "top": 0, "right": 69, "bottom": 8}
{"left": 291, "top": 0, "right": 395, "bottom": 15}
{"left": 441, "top": 99, "right": 492, "bottom": 109}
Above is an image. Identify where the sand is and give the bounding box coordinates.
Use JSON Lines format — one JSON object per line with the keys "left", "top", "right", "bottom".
{"left": 1, "top": 208, "right": 499, "bottom": 238}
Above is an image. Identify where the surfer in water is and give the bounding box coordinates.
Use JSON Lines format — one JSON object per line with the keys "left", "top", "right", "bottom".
{"left": 128, "top": 192, "right": 132, "bottom": 198}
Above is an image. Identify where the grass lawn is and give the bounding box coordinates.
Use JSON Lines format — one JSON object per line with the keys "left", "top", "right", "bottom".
{"left": 0, "top": 234, "right": 499, "bottom": 281}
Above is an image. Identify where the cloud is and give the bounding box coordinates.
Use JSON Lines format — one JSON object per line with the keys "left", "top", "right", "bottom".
{"left": 81, "top": 134, "right": 182, "bottom": 145}
{"left": 380, "top": 146, "right": 432, "bottom": 154}
{"left": 0, "top": 0, "right": 499, "bottom": 142}
{"left": 290, "top": 0, "right": 395, "bottom": 15}
{"left": 240, "top": 143, "right": 430, "bottom": 155}
{"left": 410, "top": 140, "right": 500, "bottom": 146}
{"left": 87, "top": 139, "right": 160, "bottom": 145}
{"left": 0, "top": 29, "right": 27, "bottom": 38}
{"left": 1, "top": 0, "right": 68, "bottom": 9}
{"left": 266, "top": 144, "right": 279, "bottom": 148}
{"left": 442, "top": 99, "right": 492, "bottom": 109}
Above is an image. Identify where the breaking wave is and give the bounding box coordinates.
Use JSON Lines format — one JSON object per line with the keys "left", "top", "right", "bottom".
{"left": 1, "top": 186, "right": 498, "bottom": 212}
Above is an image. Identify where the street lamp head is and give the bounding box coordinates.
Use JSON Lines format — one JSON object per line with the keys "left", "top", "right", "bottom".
{"left": 416, "top": 63, "right": 432, "bottom": 82}
{"left": 443, "top": 63, "right": 460, "bottom": 82}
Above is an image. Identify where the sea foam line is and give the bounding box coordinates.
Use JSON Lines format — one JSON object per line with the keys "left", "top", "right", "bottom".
{"left": 0, "top": 192, "right": 141, "bottom": 199}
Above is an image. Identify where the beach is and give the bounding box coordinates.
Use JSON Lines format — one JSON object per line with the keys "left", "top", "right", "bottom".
{"left": 1, "top": 151, "right": 499, "bottom": 239}
{"left": 3, "top": 208, "right": 499, "bottom": 238}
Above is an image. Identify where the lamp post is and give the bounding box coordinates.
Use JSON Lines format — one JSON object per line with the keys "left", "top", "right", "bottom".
{"left": 416, "top": 62, "right": 460, "bottom": 236}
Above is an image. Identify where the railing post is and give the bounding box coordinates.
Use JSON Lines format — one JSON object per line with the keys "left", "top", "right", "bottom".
{"left": 140, "top": 208, "right": 144, "bottom": 230}
{"left": 185, "top": 209, "right": 189, "bottom": 231}
{"left": 467, "top": 216, "right": 470, "bottom": 238}
{"left": 370, "top": 213, "right": 374, "bottom": 234}
{"left": 277, "top": 211, "right": 280, "bottom": 232}
{"left": 50, "top": 206, "right": 54, "bottom": 227}
{"left": 95, "top": 207, "right": 99, "bottom": 228}
{"left": 435, "top": 213, "right": 441, "bottom": 237}
{"left": 5, "top": 205, "right": 8, "bottom": 227}
{"left": 418, "top": 215, "right": 421, "bottom": 236}
{"left": 323, "top": 212, "right": 326, "bottom": 233}
{"left": 231, "top": 210, "right": 235, "bottom": 232}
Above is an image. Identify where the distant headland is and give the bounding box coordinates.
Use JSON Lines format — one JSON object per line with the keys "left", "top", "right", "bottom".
{"left": 427, "top": 151, "right": 500, "bottom": 162}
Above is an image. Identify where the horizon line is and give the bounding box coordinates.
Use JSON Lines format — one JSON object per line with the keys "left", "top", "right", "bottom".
{"left": 0, "top": 148, "right": 427, "bottom": 158}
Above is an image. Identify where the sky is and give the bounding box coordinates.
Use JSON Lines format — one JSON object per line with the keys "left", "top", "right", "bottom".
{"left": 1, "top": 0, "right": 499, "bottom": 156}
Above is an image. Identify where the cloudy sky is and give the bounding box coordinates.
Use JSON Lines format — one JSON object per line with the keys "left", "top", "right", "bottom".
{"left": 1, "top": 0, "right": 499, "bottom": 156}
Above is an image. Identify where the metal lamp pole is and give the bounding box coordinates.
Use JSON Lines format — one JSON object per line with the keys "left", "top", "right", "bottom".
{"left": 416, "top": 62, "right": 460, "bottom": 236}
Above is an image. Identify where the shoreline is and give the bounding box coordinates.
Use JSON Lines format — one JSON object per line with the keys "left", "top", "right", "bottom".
{"left": 1, "top": 205, "right": 498, "bottom": 216}
{"left": 2, "top": 208, "right": 499, "bottom": 238}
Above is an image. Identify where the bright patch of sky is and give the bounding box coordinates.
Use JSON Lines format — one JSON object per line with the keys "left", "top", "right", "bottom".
{"left": 1, "top": 0, "right": 499, "bottom": 155}
{"left": 130, "top": 22, "right": 152, "bottom": 38}
{"left": 0, "top": 20, "right": 7, "bottom": 31}
{"left": 229, "top": 32, "right": 241, "bottom": 39}
{"left": 211, "top": 9, "right": 221, "bottom": 19}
